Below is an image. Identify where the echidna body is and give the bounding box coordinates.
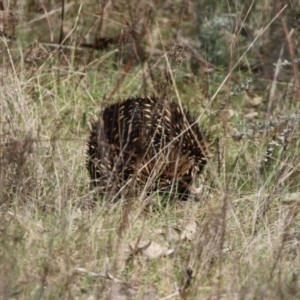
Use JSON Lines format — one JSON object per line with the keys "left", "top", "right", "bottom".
{"left": 86, "top": 96, "right": 210, "bottom": 200}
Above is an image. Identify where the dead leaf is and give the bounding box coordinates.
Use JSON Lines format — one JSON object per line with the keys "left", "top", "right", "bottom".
{"left": 156, "top": 227, "right": 180, "bottom": 242}
{"left": 244, "top": 111, "right": 258, "bottom": 120}
{"left": 281, "top": 192, "right": 300, "bottom": 203}
{"left": 221, "top": 109, "right": 236, "bottom": 121}
{"left": 155, "top": 228, "right": 164, "bottom": 235}
{"left": 250, "top": 96, "right": 262, "bottom": 107}
{"left": 244, "top": 93, "right": 262, "bottom": 107}
{"left": 190, "top": 186, "right": 204, "bottom": 195}
{"left": 180, "top": 219, "right": 197, "bottom": 241}
{"left": 143, "top": 241, "right": 173, "bottom": 259}
{"left": 129, "top": 240, "right": 173, "bottom": 259}
{"left": 129, "top": 240, "right": 152, "bottom": 254}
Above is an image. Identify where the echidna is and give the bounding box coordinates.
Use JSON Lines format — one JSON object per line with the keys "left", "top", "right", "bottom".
{"left": 86, "top": 96, "right": 210, "bottom": 201}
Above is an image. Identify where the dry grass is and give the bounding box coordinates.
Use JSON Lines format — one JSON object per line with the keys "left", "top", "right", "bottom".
{"left": 0, "top": 0, "right": 300, "bottom": 299}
